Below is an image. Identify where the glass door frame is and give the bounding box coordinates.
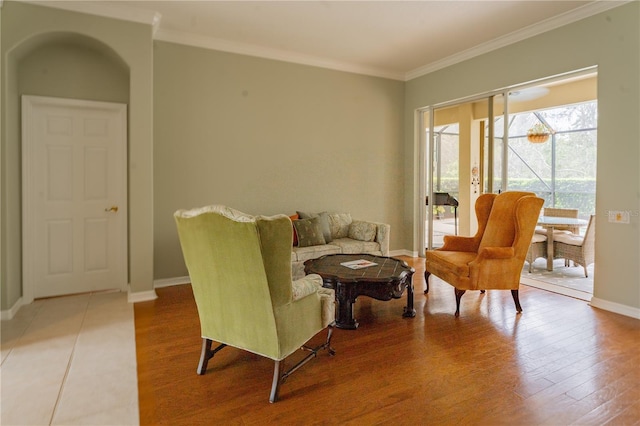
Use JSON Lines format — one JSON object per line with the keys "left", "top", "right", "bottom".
{"left": 418, "top": 90, "right": 507, "bottom": 253}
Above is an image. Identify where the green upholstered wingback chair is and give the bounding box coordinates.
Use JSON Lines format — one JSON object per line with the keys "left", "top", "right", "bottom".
{"left": 174, "top": 205, "right": 336, "bottom": 403}
{"left": 425, "top": 191, "right": 543, "bottom": 316}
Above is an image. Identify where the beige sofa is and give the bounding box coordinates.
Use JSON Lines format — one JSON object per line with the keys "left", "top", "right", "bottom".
{"left": 290, "top": 211, "right": 390, "bottom": 279}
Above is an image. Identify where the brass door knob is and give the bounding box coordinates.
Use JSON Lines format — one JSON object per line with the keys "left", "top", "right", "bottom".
{"left": 105, "top": 206, "right": 119, "bottom": 213}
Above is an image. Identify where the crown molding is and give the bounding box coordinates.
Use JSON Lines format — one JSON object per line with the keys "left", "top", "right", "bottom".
{"left": 15, "top": 0, "right": 162, "bottom": 32}
{"left": 154, "top": 27, "right": 406, "bottom": 81}
{"left": 12, "top": 0, "right": 632, "bottom": 82}
{"left": 404, "top": 0, "right": 633, "bottom": 81}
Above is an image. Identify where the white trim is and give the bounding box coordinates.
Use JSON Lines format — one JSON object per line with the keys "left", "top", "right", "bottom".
{"left": 22, "top": 96, "right": 128, "bottom": 302}
{"left": 521, "top": 278, "right": 640, "bottom": 319}
{"left": 0, "top": 297, "right": 23, "bottom": 321}
{"left": 154, "top": 276, "right": 190, "bottom": 288}
{"left": 18, "top": 0, "right": 627, "bottom": 81}
{"left": 154, "top": 28, "right": 405, "bottom": 81}
{"left": 128, "top": 289, "right": 158, "bottom": 303}
{"left": 590, "top": 297, "right": 640, "bottom": 320}
{"left": 390, "top": 249, "right": 416, "bottom": 258}
{"left": 151, "top": 11, "right": 162, "bottom": 35}
{"left": 18, "top": 0, "right": 160, "bottom": 27}
{"left": 21, "top": 97, "right": 36, "bottom": 305}
{"left": 404, "top": 1, "right": 631, "bottom": 81}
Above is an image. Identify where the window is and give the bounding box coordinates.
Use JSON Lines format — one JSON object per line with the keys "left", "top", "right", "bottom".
{"left": 490, "top": 101, "right": 597, "bottom": 219}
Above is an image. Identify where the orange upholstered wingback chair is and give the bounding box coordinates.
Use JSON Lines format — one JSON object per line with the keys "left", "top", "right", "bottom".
{"left": 425, "top": 191, "right": 543, "bottom": 316}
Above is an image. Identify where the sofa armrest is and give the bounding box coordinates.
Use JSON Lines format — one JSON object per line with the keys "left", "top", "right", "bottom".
{"left": 349, "top": 220, "right": 390, "bottom": 255}
{"left": 374, "top": 222, "right": 390, "bottom": 256}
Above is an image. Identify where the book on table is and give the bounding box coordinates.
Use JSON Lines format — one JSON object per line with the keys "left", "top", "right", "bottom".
{"left": 340, "top": 259, "right": 378, "bottom": 269}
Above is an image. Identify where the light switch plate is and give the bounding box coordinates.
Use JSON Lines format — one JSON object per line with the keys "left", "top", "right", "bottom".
{"left": 608, "top": 210, "right": 630, "bottom": 224}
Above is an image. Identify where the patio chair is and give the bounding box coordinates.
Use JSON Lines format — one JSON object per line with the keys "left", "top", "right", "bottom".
{"left": 553, "top": 214, "right": 596, "bottom": 277}
{"left": 526, "top": 233, "right": 547, "bottom": 273}
{"left": 536, "top": 207, "right": 579, "bottom": 266}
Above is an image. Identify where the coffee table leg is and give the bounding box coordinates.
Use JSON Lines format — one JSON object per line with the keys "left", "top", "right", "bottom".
{"left": 403, "top": 275, "right": 416, "bottom": 318}
{"left": 336, "top": 282, "right": 358, "bottom": 329}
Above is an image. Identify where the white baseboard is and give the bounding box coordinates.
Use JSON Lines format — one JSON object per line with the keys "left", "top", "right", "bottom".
{"left": 128, "top": 289, "right": 158, "bottom": 303}
{"left": 590, "top": 297, "right": 640, "bottom": 320}
{"left": 522, "top": 278, "right": 640, "bottom": 319}
{"left": 154, "top": 276, "right": 190, "bottom": 288}
{"left": 127, "top": 277, "right": 191, "bottom": 302}
{"left": 0, "top": 297, "right": 23, "bottom": 321}
{"left": 390, "top": 249, "right": 417, "bottom": 257}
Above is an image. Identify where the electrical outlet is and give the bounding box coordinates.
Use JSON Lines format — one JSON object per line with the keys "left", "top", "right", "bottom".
{"left": 608, "top": 210, "right": 630, "bottom": 224}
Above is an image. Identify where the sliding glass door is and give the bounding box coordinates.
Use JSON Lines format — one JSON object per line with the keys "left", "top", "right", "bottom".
{"left": 423, "top": 96, "right": 493, "bottom": 250}
{"left": 419, "top": 68, "right": 597, "bottom": 254}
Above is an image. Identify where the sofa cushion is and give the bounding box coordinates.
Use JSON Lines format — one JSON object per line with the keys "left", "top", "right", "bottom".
{"left": 292, "top": 244, "right": 341, "bottom": 262}
{"left": 331, "top": 238, "right": 381, "bottom": 255}
{"left": 293, "top": 217, "right": 326, "bottom": 247}
{"left": 297, "top": 211, "right": 332, "bottom": 243}
{"left": 328, "top": 212, "right": 352, "bottom": 239}
{"left": 348, "top": 220, "right": 377, "bottom": 242}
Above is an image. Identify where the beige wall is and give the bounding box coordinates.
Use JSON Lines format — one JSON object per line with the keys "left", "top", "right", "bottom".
{"left": 18, "top": 40, "right": 129, "bottom": 102}
{"left": 405, "top": 2, "right": 640, "bottom": 312}
{"left": 1, "top": 1, "right": 154, "bottom": 310}
{"left": 153, "top": 41, "right": 405, "bottom": 279}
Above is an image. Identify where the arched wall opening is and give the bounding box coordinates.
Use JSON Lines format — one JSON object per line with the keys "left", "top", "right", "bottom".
{"left": 16, "top": 32, "right": 130, "bottom": 103}
{"left": 3, "top": 31, "right": 131, "bottom": 309}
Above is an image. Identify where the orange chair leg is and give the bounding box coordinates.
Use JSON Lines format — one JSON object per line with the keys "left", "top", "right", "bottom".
{"left": 424, "top": 271, "right": 431, "bottom": 294}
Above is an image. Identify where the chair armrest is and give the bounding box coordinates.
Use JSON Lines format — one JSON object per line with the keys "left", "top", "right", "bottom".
{"left": 440, "top": 235, "right": 479, "bottom": 252}
{"left": 291, "top": 274, "right": 323, "bottom": 301}
{"left": 284, "top": 274, "right": 335, "bottom": 329}
{"left": 476, "top": 246, "right": 515, "bottom": 260}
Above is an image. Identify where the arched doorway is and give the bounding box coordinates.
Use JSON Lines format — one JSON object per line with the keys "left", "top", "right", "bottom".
{"left": 8, "top": 32, "right": 130, "bottom": 303}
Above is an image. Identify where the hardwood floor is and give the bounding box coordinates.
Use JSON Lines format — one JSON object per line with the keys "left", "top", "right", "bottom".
{"left": 135, "top": 256, "right": 640, "bottom": 425}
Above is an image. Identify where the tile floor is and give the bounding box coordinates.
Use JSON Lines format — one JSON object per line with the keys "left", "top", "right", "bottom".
{"left": 1, "top": 291, "right": 139, "bottom": 425}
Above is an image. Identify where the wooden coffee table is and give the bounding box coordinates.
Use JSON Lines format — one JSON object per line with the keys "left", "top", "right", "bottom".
{"left": 304, "top": 254, "right": 415, "bottom": 329}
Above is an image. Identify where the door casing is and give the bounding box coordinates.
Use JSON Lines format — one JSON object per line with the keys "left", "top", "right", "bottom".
{"left": 22, "top": 95, "right": 128, "bottom": 302}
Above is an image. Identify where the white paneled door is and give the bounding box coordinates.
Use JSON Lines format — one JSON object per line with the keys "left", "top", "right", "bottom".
{"left": 22, "top": 96, "right": 127, "bottom": 301}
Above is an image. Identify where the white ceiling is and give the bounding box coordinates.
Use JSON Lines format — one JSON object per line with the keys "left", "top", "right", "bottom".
{"left": 25, "top": 0, "right": 629, "bottom": 80}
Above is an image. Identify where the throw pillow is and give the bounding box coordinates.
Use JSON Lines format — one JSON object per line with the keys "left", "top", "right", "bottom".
{"left": 289, "top": 214, "right": 299, "bottom": 246}
{"left": 296, "top": 211, "right": 333, "bottom": 243}
{"left": 293, "top": 217, "right": 326, "bottom": 247}
{"left": 348, "top": 221, "right": 377, "bottom": 242}
{"left": 328, "top": 212, "right": 352, "bottom": 239}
